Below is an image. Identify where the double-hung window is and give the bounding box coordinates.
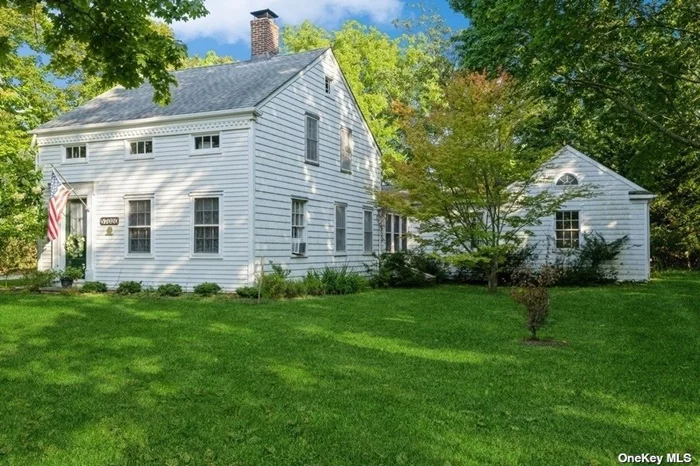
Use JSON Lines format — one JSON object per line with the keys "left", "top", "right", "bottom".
{"left": 384, "top": 213, "right": 408, "bottom": 252}
{"left": 335, "top": 204, "right": 346, "bottom": 253}
{"left": 128, "top": 199, "right": 152, "bottom": 254}
{"left": 291, "top": 199, "right": 307, "bottom": 255}
{"left": 340, "top": 127, "right": 353, "bottom": 172}
{"left": 305, "top": 114, "right": 319, "bottom": 163}
{"left": 363, "top": 210, "right": 373, "bottom": 253}
{"left": 194, "top": 197, "right": 220, "bottom": 254}
{"left": 555, "top": 211, "right": 580, "bottom": 249}
{"left": 64, "top": 145, "right": 87, "bottom": 162}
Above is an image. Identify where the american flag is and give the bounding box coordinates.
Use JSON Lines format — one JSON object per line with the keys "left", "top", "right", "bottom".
{"left": 47, "top": 171, "right": 70, "bottom": 241}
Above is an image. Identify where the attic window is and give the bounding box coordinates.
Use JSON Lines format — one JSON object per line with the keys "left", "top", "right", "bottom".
{"left": 556, "top": 173, "right": 579, "bottom": 186}
{"left": 193, "top": 134, "right": 220, "bottom": 153}
{"left": 325, "top": 76, "right": 332, "bottom": 94}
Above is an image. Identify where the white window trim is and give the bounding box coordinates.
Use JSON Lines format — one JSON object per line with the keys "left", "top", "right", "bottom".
{"left": 554, "top": 210, "right": 581, "bottom": 250}
{"left": 340, "top": 126, "right": 353, "bottom": 174}
{"left": 305, "top": 113, "right": 320, "bottom": 165}
{"left": 363, "top": 208, "right": 373, "bottom": 254}
{"left": 189, "top": 192, "right": 224, "bottom": 259}
{"left": 384, "top": 213, "right": 408, "bottom": 253}
{"left": 334, "top": 202, "right": 347, "bottom": 255}
{"left": 554, "top": 172, "right": 580, "bottom": 187}
{"left": 124, "top": 139, "right": 155, "bottom": 160}
{"left": 325, "top": 76, "right": 333, "bottom": 96}
{"left": 190, "top": 132, "right": 222, "bottom": 156}
{"left": 291, "top": 198, "right": 308, "bottom": 257}
{"left": 123, "top": 194, "right": 156, "bottom": 259}
{"left": 61, "top": 143, "right": 89, "bottom": 164}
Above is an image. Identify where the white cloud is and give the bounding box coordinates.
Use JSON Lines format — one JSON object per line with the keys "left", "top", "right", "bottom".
{"left": 172, "top": 0, "right": 403, "bottom": 44}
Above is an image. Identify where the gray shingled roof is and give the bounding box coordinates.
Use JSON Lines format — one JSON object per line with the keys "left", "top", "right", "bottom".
{"left": 36, "top": 48, "right": 328, "bottom": 130}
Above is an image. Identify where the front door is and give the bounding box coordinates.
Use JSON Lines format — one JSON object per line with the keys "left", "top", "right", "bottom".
{"left": 65, "top": 199, "right": 87, "bottom": 278}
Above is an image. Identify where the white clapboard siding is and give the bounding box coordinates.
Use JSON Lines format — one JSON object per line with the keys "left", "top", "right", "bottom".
{"left": 523, "top": 146, "right": 651, "bottom": 281}
{"left": 253, "top": 50, "right": 382, "bottom": 277}
{"left": 37, "top": 120, "right": 252, "bottom": 291}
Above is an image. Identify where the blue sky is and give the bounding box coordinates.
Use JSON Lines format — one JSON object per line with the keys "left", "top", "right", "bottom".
{"left": 176, "top": 0, "right": 467, "bottom": 61}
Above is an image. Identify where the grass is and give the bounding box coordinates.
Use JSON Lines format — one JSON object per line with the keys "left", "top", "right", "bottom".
{"left": 0, "top": 273, "right": 698, "bottom": 465}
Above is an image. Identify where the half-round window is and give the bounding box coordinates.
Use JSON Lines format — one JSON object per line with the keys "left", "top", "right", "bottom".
{"left": 556, "top": 173, "right": 579, "bottom": 186}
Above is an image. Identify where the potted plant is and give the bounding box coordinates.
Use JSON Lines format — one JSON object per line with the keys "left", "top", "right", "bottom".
{"left": 60, "top": 266, "right": 84, "bottom": 288}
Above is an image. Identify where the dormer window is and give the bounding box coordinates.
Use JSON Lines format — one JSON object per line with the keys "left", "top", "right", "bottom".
{"left": 556, "top": 173, "right": 579, "bottom": 186}
{"left": 325, "top": 76, "right": 332, "bottom": 95}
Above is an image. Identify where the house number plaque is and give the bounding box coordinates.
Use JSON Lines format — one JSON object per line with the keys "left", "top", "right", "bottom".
{"left": 100, "top": 217, "right": 119, "bottom": 226}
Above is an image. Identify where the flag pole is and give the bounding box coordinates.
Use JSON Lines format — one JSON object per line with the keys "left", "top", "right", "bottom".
{"left": 49, "top": 164, "right": 90, "bottom": 212}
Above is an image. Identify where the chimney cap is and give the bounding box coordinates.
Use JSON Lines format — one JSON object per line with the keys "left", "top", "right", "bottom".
{"left": 251, "top": 9, "right": 279, "bottom": 19}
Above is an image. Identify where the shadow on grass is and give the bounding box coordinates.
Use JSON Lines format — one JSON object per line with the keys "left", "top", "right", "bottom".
{"left": 0, "top": 280, "right": 698, "bottom": 465}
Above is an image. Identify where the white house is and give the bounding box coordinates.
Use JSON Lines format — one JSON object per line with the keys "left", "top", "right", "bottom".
{"left": 398, "top": 145, "right": 655, "bottom": 281}
{"left": 522, "top": 145, "right": 654, "bottom": 281}
{"left": 31, "top": 10, "right": 653, "bottom": 289}
{"left": 32, "top": 10, "right": 382, "bottom": 291}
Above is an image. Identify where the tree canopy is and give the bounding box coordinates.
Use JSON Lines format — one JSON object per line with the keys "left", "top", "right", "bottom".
{"left": 379, "top": 72, "right": 590, "bottom": 291}
{"left": 449, "top": 0, "right": 700, "bottom": 268}
{"left": 282, "top": 17, "right": 454, "bottom": 167}
{"left": 1, "top": 0, "right": 208, "bottom": 104}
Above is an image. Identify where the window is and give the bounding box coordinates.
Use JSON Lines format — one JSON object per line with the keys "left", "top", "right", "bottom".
{"left": 128, "top": 200, "right": 152, "bottom": 254}
{"left": 384, "top": 213, "right": 408, "bottom": 252}
{"left": 325, "top": 76, "right": 332, "bottom": 94}
{"left": 556, "top": 173, "right": 579, "bottom": 186}
{"left": 129, "top": 140, "right": 153, "bottom": 156}
{"left": 363, "top": 210, "right": 373, "bottom": 253}
{"left": 193, "top": 134, "right": 220, "bottom": 152}
{"left": 193, "top": 198, "right": 220, "bottom": 254}
{"left": 335, "top": 204, "right": 346, "bottom": 253}
{"left": 291, "top": 199, "right": 307, "bottom": 255}
{"left": 65, "top": 145, "right": 86, "bottom": 161}
{"left": 305, "top": 114, "right": 319, "bottom": 163}
{"left": 555, "top": 211, "right": 580, "bottom": 249}
{"left": 340, "top": 127, "right": 353, "bottom": 172}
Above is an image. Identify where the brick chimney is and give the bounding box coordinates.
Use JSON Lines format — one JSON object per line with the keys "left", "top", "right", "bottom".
{"left": 250, "top": 9, "right": 279, "bottom": 58}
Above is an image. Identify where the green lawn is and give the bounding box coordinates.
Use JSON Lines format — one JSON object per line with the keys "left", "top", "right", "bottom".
{"left": 0, "top": 273, "right": 698, "bottom": 466}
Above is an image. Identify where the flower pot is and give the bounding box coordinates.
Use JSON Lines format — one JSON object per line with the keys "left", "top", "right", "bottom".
{"left": 60, "top": 278, "right": 74, "bottom": 288}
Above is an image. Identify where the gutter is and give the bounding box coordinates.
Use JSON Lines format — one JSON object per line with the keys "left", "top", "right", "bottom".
{"left": 29, "top": 107, "right": 262, "bottom": 136}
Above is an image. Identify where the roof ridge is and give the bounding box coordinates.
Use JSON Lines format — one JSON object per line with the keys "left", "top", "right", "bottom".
{"left": 173, "top": 47, "right": 330, "bottom": 74}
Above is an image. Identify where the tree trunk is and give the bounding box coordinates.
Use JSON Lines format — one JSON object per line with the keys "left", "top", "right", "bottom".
{"left": 487, "top": 258, "right": 498, "bottom": 293}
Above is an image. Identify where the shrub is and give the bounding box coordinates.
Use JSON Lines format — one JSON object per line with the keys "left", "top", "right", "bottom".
{"left": 194, "top": 282, "right": 221, "bottom": 297}
{"left": 116, "top": 281, "right": 142, "bottom": 295}
{"left": 511, "top": 266, "right": 558, "bottom": 340}
{"left": 60, "top": 266, "right": 84, "bottom": 281}
{"left": 367, "top": 252, "right": 429, "bottom": 288}
{"left": 235, "top": 286, "right": 259, "bottom": 299}
{"left": 23, "top": 269, "right": 58, "bottom": 292}
{"left": 454, "top": 245, "right": 537, "bottom": 285}
{"left": 302, "top": 269, "right": 325, "bottom": 296}
{"left": 81, "top": 281, "right": 108, "bottom": 293}
{"left": 320, "top": 266, "right": 367, "bottom": 295}
{"left": 283, "top": 280, "right": 307, "bottom": 298}
{"left": 258, "top": 263, "right": 290, "bottom": 299}
{"left": 551, "top": 233, "right": 628, "bottom": 286}
{"left": 157, "top": 283, "right": 182, "bottom": 297}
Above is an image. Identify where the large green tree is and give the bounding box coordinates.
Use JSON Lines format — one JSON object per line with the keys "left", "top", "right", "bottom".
{"left": 1, "top": 0, "right": 208, "bottom": 104}
{"left": 449, "top": 0, "right": 700, "bottom": 268}
{"left": 283, "top": 16, "right": 454, "bottom": 167}
{"left": 379, "top": 72, "right": 590, "bottom": 292}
